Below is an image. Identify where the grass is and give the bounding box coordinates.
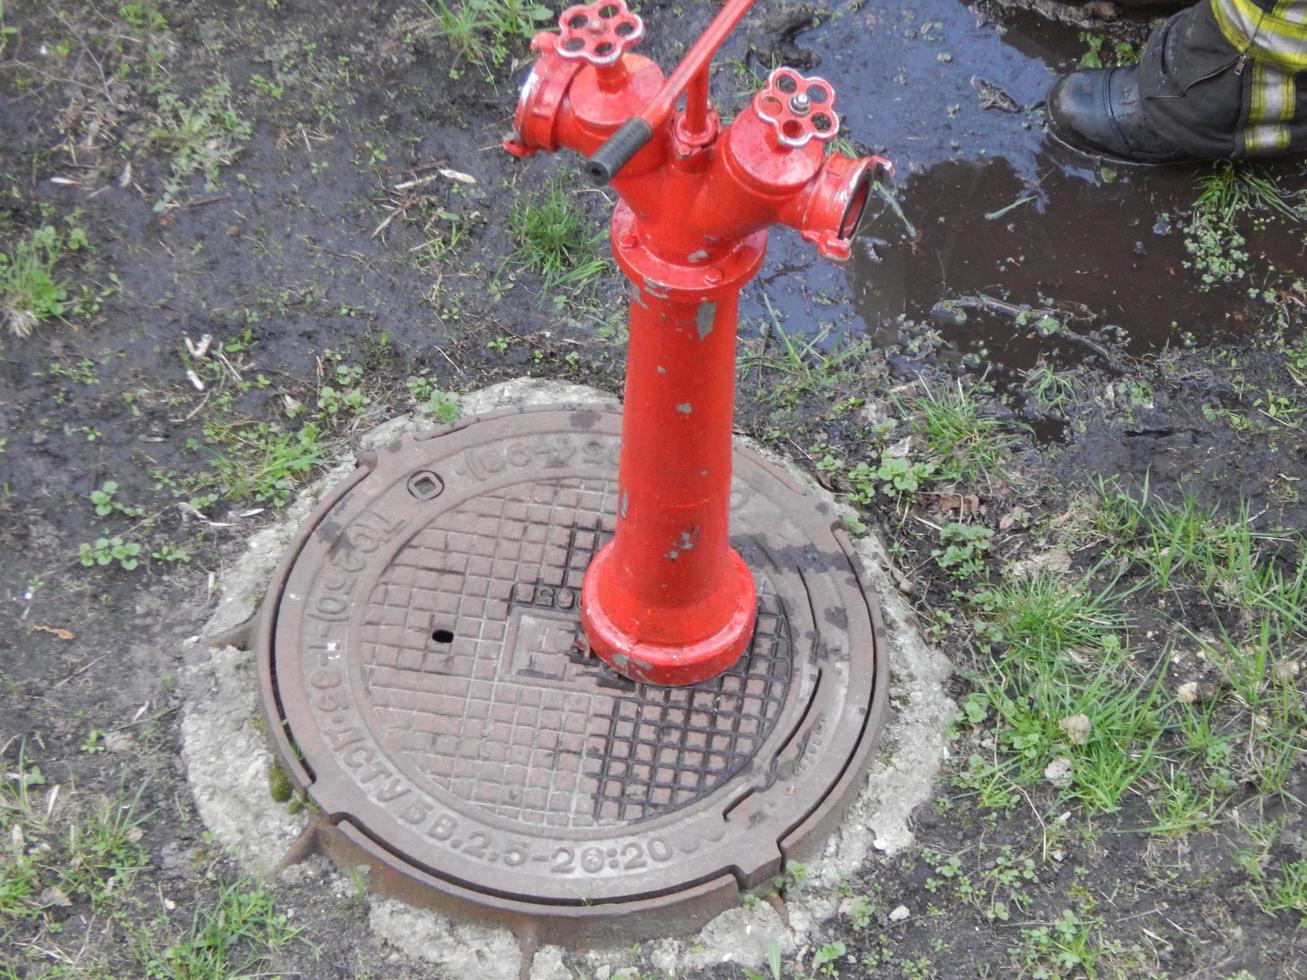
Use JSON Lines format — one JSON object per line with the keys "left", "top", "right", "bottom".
{"left": 961, "top": 570, "right": 1168, "bottom": 812}
{"left": 1007, "top": 906, "right": 1146, "bottom": 977}
{"left": 738, "top": 295, "right": 870, "bottom": 412}
{"left": 1256, "top": 859, "right": 1307, "bottom": 925}
{"left": 417, "top": 0, "right": 551, "bottom": 77}
{"left": 898, "top": 380, "right": 1021, "bottom": 489}
{"left": 1, "top": 224, "right": 89, "bottom": 338}
{"left": 132, "top": 879, "right": 304, "bottom": 979}
{"left": 149, "top": 79, "right": 252, "bottom": 211}
{"left": 507, "top": 182, "right": 607, "bottom": 293}
{"left": 1194, "top": 161, "right": 1304, "bottom": 226}
{"left": 956, "top": 472, "right": 1306, "bottom": 852}
{"left": 0, "top": 0, "right": 14, "bottom": 60}
{"left": 1, "top": 745, "right": 150, "bottom": 943}
{"left": 204, "top": 421, "right": 326, "bottom": 507}
{"left": 3, "top": 737, "right": 300, "bottom": 976}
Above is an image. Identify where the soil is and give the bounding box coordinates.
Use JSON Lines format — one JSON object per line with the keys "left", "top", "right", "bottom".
{"left": 1, "top": 1, "right": 1305, "bottom": 978}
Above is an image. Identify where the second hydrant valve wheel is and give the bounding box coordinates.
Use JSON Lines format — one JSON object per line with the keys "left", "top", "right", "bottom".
{"left": 754, "top": 67, "right": 841, "bottom": 148}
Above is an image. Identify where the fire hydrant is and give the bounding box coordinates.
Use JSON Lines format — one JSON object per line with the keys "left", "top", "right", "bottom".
{"left": 506, "top": 0, "right": 890, "bottom": 686}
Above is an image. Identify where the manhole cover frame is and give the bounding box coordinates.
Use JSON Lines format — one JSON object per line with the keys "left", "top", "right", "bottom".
{"left": 256, "top": 405, "right": 888, "bottom": 945}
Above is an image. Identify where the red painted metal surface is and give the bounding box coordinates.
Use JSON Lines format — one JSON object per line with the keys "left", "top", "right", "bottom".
{"left": 506, "top": 0, "right": 892, "bottom": 685}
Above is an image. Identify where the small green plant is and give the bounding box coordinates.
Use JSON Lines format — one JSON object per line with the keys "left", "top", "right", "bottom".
{"left": 149, "top": 79, "right": 252, "bottom": 210}
{"left": 119, "top": 3, "right": 167, "bottom": 30}
{"left": 933, "top": 523, "right": 993, "bottom": 579}
{"left": 846, "top": 894, "right": 874, "bottom": 929}
{"left": 773, "top": 858, "right": 807, "bottom": 894}
{"left": 206, "top": 421, "right": 326, "bottom": 507}
{"left": 248, "top": 73, "right": 284, "bottom": 99}
{"left": 1007, "top": 906, "right": 1145, "bottom": 977}
{"left": 407, "top": 376, "right": 460, "bottom": 422}
{"left": 1078, "top": 32, "right": 1139, "bottom": 69}
{"left": 507, "top": 182, "right": 606, "bottom": 292}
{"left": 1184, "top": 162, "right": 1302, "bottom": 291}
{"left": 81, "top": 729, "right": 107, "bottom": 753}
{"left": 315, "top": 355, "right": 371, "bottom": 418}
{"left": 90, "top": 481, "right": 144, "bottom": 518}
{"left": 79, "top": 536, "right": 143, "bottom": 570}
{"left": 1, "top": 225, "right": 89, "bottom": 338}
{"left": 49, "top": 357, "right": 100, "bottom": 385}
{"left": 418, "top": 0, "right": 552, "bottom": 77}
{"left": 811, "top": 940, "right": 846, "bottom": 975}
{"left": 150, "top": 544, "right": 191, "bottom": 564}
{"left": 1287, "top": 334, "right": 1307, "bottom": 383}
{"left": 872, "top": 454, "right": 937, "bottom": 498}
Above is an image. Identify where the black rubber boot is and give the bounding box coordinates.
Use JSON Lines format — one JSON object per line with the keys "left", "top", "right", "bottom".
{"left": 1047, "top": 66, "right": 1193, "bottom": 164}
{"left": 1047, "top": 0, "right": 1307, "bottom": 163}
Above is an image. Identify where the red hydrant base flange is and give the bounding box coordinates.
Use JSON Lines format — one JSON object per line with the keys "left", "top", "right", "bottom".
{"left": 581, "top": 543, "right": 757, "bottom": 686}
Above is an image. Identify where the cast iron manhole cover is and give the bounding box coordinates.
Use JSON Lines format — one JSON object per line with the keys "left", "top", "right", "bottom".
{"left": 258, "top": 406, "right": 887, "bottom": 944}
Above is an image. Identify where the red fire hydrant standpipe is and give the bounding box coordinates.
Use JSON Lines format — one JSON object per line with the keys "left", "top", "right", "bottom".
{"left": 507, "top": 0, "right": 891, "bottom": 686}
{"left": 254, "top": 0, "right": 893, "bottom": 942}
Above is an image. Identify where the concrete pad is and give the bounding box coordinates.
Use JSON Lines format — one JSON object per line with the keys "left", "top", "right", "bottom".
{"left": 180, "top": 379, "right": 955, "bottom": 977}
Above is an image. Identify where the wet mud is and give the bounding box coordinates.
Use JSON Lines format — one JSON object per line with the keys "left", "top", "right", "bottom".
{"left": 1, "top": 0, "right": 1305, "bottom": 976}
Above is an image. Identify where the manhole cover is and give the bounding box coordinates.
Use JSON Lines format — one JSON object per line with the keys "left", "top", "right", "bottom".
{"left": 258, "top": 406, "right": 887, "bottom": 944}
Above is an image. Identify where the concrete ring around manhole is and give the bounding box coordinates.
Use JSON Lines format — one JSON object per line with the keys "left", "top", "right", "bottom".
{"left": 257, "top": 405, "right": 888, "bottom": 945}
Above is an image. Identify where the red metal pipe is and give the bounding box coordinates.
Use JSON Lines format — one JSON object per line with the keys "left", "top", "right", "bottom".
{"left": 636, "top": 0, "right": 753, "bottom": 132}
{"left": 684, "top": 66, "right": 711, "bottom": 139}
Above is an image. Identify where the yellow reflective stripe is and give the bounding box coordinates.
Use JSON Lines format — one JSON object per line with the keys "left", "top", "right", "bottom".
{"left": 1212, "top": 0, "right": 1307, "bottom": 70}
{"left": 1274, "top": 0, "right": 1307, "bottom": 25}
{"left": 1241, "top": 61, "right": 1294, "bottom": 154}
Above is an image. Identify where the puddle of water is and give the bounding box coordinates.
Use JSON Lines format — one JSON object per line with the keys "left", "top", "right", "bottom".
{"left": 737, "top": 0, "right": 1306, "bottom": 384}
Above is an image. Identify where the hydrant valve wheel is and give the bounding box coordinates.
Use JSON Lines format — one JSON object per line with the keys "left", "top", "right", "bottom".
{"left": 754, "top": 67, "right": 840, "bottom": 148}
{"left": 557, "top": 0, "right": 644, "bottom": 66}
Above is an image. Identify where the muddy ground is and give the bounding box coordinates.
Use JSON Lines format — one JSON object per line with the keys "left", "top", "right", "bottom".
{"left": 1, "top": 0, "right": 1305, "bottom": 977}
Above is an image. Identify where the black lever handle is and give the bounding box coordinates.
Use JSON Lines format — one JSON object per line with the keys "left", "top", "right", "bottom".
{"left": 585, "top": 118, "right": 654, "bottom": 185}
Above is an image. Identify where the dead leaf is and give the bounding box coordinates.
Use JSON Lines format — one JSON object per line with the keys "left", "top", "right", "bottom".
{"left": 38, "top": 885, "right": 73, "bottom": 908}
{"left": 934, "top": 493, "right": 982, "bottom": 519}
{"left": 1272, "top": 660, "right": 1300, "bottom": 683}
{"left": 31, "top": 625, "right": 76, "bottom": 641}
{"left": 887, "top": 435, "right": 913, "bottom": 459}
{"left": 438, "top": 167, "right": 477, "bottom": 184}
{"left": 999, "top": 508, "right": 1028, "bottom": 532}
{"left": 1176, "top": 680, "right": 1219, "bottom": 704}
{"left": 1059, "top": 714, "right": 1090, "bottom": 746}
{"left": 1008, "top": 548, "right": 1072, "bottom": 581}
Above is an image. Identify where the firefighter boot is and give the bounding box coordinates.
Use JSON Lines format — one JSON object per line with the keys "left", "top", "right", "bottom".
{"left": 1046, "top": 0, "right": 1307, "bottom": 164}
